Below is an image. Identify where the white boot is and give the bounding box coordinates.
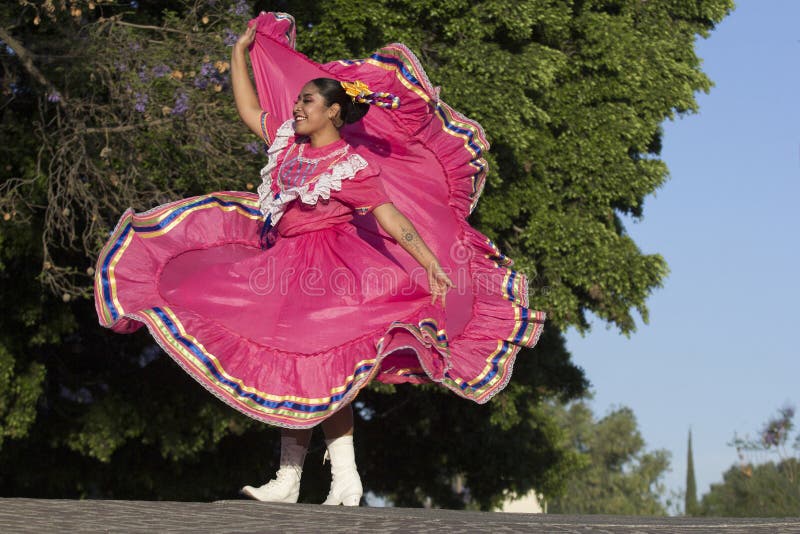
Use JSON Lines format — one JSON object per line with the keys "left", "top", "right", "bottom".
{"left": 322, "top": 435, "right": 363, "bottom": 506}
{"left": 241, "top": 436, "right": 307, "bottom": 503}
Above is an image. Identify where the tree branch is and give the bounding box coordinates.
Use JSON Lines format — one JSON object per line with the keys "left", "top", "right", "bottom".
{"left": 110, "top": 20, "right": 191, "bottom": 35}
{"left": 0, "top": 26, "right": 66, "bottom": 109}
{"left": 84, "top": 119, "right": 173, "bottom": 133}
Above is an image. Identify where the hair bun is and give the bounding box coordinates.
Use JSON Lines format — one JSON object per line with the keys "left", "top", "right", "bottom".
{"left": 345, "top": 101, "right": 369, "bottom": 124}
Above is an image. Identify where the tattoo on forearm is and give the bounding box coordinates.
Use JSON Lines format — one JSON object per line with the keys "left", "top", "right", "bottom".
{"left": 398, "top": 223, "right": 425, "bottom": 259}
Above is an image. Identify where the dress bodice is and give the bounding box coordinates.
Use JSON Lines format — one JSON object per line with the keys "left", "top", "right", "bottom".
{"left": 275, "top": 137, "right": 351, "bottom": 190}
{"left": 256, "top": 120, "right": 390, "bottom": 237}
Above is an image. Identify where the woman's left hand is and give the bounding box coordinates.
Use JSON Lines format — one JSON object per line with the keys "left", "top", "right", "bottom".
{"left": 427, "top": 262, "right": 454, "bottom": 307}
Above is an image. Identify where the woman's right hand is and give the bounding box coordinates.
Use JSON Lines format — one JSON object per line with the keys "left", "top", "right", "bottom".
{"left": 234, "top": 24, "right": 257, "bottom": 52}
{"left": 230, "top": 22, "right": 263, "bottom": 137}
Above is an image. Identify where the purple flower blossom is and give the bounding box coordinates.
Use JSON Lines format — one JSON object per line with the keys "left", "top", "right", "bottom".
{"left": 228, "top": 0, "right": 250, "bottom": 17}
{"left": 193, "top": 77, "right": 209, "bottom": 90}
{"left": 134, "top": 92, "right": 148, "bottom": 113}
{"left": 138, "top": 67, "right": 150, "bottom": 82}
{"left": 172, "top": 92, "right": 189, "bottom": 115}
{"left": 130, "top": 1, "right": 139, "bottom": 9}
{"left": 130, "top": 42, "right": 142, "bottom": 52}
{"left": 47, "top": 91, "right": 61, "bottom": 103}
{"left": 114, "top": 61, "right": 128, "bottom": 72}
{"left": 200, "top": 61, "right": 215, "bottom": 77}
{"left": 760, "top": 407, "right": 795, "bottom": 448}
{"left": 223, "top": 29, "right": 238, "bottom": 47}
{"left": 152, "top": 64, "right": 171, "bottom": 78}
{"left": 245, "top": 141, "right": 261, "bottom": 154}
{"left": 193, "top": 62, "right": 230, "bottom": 91}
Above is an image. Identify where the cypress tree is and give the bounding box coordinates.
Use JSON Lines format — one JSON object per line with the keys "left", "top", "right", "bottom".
{"left": 686, "top": 429, "right": 698, "bottom": 515}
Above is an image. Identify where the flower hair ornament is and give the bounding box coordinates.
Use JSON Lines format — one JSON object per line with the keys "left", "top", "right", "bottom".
{"left": 340, "top": 80, "right": 400, "bottom": 109}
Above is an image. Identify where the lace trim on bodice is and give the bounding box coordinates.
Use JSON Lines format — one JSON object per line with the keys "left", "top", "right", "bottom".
{"left": 257, "top": 120, "right": 368, "bottom": 227}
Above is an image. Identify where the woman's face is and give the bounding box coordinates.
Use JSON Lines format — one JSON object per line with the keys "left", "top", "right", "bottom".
{"left": 292, "top": 82, "right": 339, "bottom": 136}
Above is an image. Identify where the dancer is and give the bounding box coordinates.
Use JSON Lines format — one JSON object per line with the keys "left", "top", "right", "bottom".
{"left": 233, "top": 28, "right": 453, "bottom": 502}
{"left": 94, "top": 12, "right": 545, "bottom": 506}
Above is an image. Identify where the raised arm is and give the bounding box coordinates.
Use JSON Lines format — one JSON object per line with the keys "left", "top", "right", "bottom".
{"left": 231, "top": 25, "right": 264, "bottom": 139}
{"left": 372, "top": 203, "right": 454, "bottom": 306}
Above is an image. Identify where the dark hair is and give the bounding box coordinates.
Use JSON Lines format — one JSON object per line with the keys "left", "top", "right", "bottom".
{"left": 310, "top": 77, "right": 369, "bottom": 125}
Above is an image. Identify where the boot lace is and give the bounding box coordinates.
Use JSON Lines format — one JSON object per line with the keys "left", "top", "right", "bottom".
{"left": 261, "top": 466, "right": 298, "bottom": 489}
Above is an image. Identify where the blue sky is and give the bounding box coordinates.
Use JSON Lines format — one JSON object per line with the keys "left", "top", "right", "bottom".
{"left": 565, "top": 0, "right": 800, "bottom": 506}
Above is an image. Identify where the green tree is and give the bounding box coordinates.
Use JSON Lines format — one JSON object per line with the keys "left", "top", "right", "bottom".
{"left": 0, "top": 0, "right": 732, "bottom": 507}
{"left": 686, "top": 428, "right": 698, "bottom": 515}
{"left": 546, "top": 400, "right": 670, "bottom": 515}
{"left": 698, "top": 406, "right": 800, "bottom": 517}
{"left": 699, "top": 460, "right": 800, "bottom": 517}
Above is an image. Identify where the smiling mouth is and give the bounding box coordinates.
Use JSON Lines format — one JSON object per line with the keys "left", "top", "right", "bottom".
{"left": 294, "top": 116, "right": 307, "bottom": 122}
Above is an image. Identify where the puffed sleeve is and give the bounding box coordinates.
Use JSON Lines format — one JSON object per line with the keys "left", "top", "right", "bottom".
{"left": 335, "top": 164, "right": 392, "bottom": 215}
{"left": 258, "top": 110, "right": 283, "bottom": 146}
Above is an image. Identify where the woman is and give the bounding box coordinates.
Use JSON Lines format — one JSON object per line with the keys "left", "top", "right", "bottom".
{"left": 94, "top": 12, "right": 544, "bottom": 506}
{"left": 232, "top": 21, "right": 454, "bottom": 505}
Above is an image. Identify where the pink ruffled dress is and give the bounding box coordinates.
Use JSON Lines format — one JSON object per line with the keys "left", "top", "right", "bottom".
{"left": 94, "top": 12, "right": 545, "bottom": 429}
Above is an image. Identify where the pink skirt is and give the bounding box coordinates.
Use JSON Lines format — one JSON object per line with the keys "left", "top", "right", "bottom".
{"left": 93, "top": 12, "right": 545, "bottom": 428}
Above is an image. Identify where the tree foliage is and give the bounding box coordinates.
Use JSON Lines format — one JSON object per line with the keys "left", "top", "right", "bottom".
{"left": 0, "top": 0, "right": 730, "bottom": 506}
{"left": 698, "top": 406, "right": 800, "bottom": 517}
{"left": 699, "top": 460, "right": 800, "bottom": 518}
{"left": 545, "top": 400, "right": 670, "bottom": 515}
